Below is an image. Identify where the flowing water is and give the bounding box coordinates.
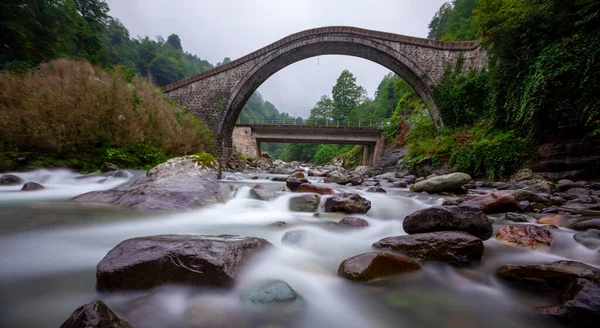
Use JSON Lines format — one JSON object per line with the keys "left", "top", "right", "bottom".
{"left": 0, "top": 169, "right": 598, "bottom": 328}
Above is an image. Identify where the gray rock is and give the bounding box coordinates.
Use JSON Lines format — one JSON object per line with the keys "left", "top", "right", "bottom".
{"left": 21, "top": 182, "right": 44, "bottom": 191}
{"left": 373, "top": 147, "right": 405, "bottom": 176}
{"left": 392, "top": 180, "right": 408, "bottom": 188}
{"left": 504, "top": 212, "right": 535, "bottom": 222}
{"left": 289, "top": 194, "right": 320, "bottom": 212}
{"left": 409, "top": 172, "right": 471, "bottom": 194}
{"left": 281, "top": 230, "right": 307, "bottom": 245}
{"left": 324, "top": 170, "right": 350, "bottom": 185}
{"left": 511, "top": 189, "right": 552, "bottom": 205}
{"left": 573, "top": 229, "right": 600, "bottom": 249}
{"left": 324, "top": 193, "right": 371, "bottom": 214}
{"left": 348, "top": 175, "right": 363, "bottom": 186}
{"left": 402, "top": 205, "right": 493, "bottom": 240}
{"left": 567, "top": 188, "right": 592, "bottom": 196}
{"left": 96, "top": 234, "right": 272, "bottom": 291}
{"left": 72, "top": 156, "right": 222, "bottom": 211}
{"left": 375, "top": 172, "right": 396, "bottom": 180}
{"left": 403, "top": 175, "right": 417, "bottom": 184}
{"left": 249, "top": 184, "right": 272, "bottom": 201}
{"left": 60, "top": 300, "right": 132, "bottom": 328}
{"left": 242, "top": 280, "right": 299, "bottom": 304}
{"left": 541, "top": 278, "right": 600, "bottom": 326}
{"left": 514, "top": 168, "right": 534, "bottom": 181}
{"left": 102, "top": 163, "right": 120, "bottom": 172}
{"left": 0, "top": 174, "right": 22, "bottom": 185}
{"left": 353, "top": 166, "right": 370, "bottom": 177}
{"left": 571, "top": 218, "right": 600, "bottom": 231}
{"left": 373, "top": 231, "right": 484, "bottom": 266}
{"left": 364, "top": 186, "right": 386, "bottom": 193}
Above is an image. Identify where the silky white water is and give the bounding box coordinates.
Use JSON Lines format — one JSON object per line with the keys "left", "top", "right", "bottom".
{"left": 0, "top": 170, "right": 597, "bottom": 328}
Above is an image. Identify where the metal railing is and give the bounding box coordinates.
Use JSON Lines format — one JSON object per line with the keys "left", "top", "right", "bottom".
{"left": 236, "top": 118, "right": 381, "bottom": 128}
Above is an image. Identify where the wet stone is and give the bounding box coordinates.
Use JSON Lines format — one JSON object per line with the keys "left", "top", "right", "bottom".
{"left": 402, "top": 205, "right": 493, "bottom": 240}
{"left": 364, "top": 186, "right": 387, "bottom": 193}
{"left": 495, "top": 225, "right": 554, "bottom": 250}
{"left": 288, "top": 194, "right": 320, "bottom": 212}
{"left": 324, "top": 193, "right": 371, "bottom": 214}
{"left": 571, "top": 218, "right": 600, "bottom": 231}
{"left": 297, "top": 183, "right": 335, "bottom": 195}
{"left": 0, "top": 174, "right": 22, "bottom": 185}
{"left": 286, "top": 177, "right": 309, "bottom": 191}
{"left": 21, "top": 182, "right": 44, "bottom": 191}
{"left": 573, "top": 229, "right": 600, "bottom": 249}
{"left": 249, "top": 184, "right": 272, "bottom": 201}
{"left": 281, "top": 230, "right": 307, "bottom": 245}
{"left": 462, "top": 190, "right": 520, "bottom": 214}
{"left": 242, "top": 280, "right": 299, "bottom": 304}
{"left": 338, "top": 217, "right": 369, "bottom": 227}
{"left": 496, "top": 260, "right": 600, "bottom": 289}
{"left": 337, "top": 252, "right": 421, "bottom": 282}
{"left": 60, "top": 300, "right": 132, "bottom": 328}
{"left": 541, "top": 278, "right": 600, "bottom": 326}
{"left": 504, "top": 212, "right": 535, "bottom": 223}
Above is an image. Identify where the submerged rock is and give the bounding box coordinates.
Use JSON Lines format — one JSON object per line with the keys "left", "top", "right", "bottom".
{"left": 337, "top": 252, "right": 421, "bottom": 281}
{"left": 281, "top": 230, "right": 307, "bottom": 245}
{"left": 288, "top": 194, "right": 320, "bottom": 212}
{"left": 496, "top": 260, "right": 600, "bottom": 289}
{"left": 495, "top": 225, "right": 554, "bottom": 250}
{"left": 72, "top": 155, "right": 222, "bottom": 211}
{"left": 402, "top": 205, "right": 493, "bottom": 240}
{"left": 373, "top": 231, "right": 484, "bottom": 266}
{"left": 249, "top": 184, "right": 272, "bottom": 201}
{"left": 96, "top": 234, "right": 272, "bottom": 291}
{"left": 60, "top": 300, "right": 132, "bottom": 328}
{"left": 324, "top": 193, "right": 371, "bottom": 214}
{"left": 241, "top": 280, "right": 299, "bottom": 304}
{"left": 0, "top": 174, "right": 22, "bottom": 185}
{"left": 462, "top": 191, "right": 520, "bottom": 214}
{"left": 21, "top": 182, "right": 44, "bottom": 191}
{"left": 409, "top": 172, "right": 471, "bottom": 194}
{"left": 541, "top": 278, "right": 600, "bottom": 326}
{"left": 573, "top": 229, "right": 600, "bottom": 249}
{"left": 297, "top": 183, "right": 335, "bottom": 195}
{"left": 338, "top": 217, "right": 369, "bottom": 227}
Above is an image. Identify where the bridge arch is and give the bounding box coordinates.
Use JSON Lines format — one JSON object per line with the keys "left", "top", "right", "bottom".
{"left": 164, "top": 27, "right": 484, "bottom": 157}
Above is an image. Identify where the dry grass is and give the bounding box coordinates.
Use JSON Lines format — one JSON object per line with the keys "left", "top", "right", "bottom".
{"left": 0, "top": 59, "right": 213, "bottom": 161}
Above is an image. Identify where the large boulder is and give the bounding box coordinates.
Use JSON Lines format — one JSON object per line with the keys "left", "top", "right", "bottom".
{"left": 297, "top": 183, "right": 335, "bottom": 195}
{"left": 324, "top": 193, "right": 371, "bottom": 214}
{"left": 373, "top": 147, "right": 405, "bottom": 176}
{"left": 496, "top": 260, "right": 600, "bottom": 289}
{"left": 285, "top": 177, "right": 309, "bottom": 191}
{"left": 337, "top": 252, "right": 421, "bottom": 281}
{"left": 462, "top": 191, "right": 520, "bottom": 214}
{"left": 288, "top": 194, "right": 320, "bottom": 212}
{"left": 402, "top": 205, "right": 493, "bottom": 240}
{"left": 495, "top": 225, "right": 554, "bottom": 250}
{"left": 324, "top": 170, "right": 350, "bottom": 185}
{"left": 60, "top": 300, "right": 132, "bottom": 328}
{"left": 71, "top": 155, "right": 222, "bottom": 211}
{"left": 541, "top": 278, "right": 600, "bottom": 326}
{"left": 0, "top": 173, "right": 22, "bottom": 185}
{"left": 373, "top": 231, "right": 484, "bottom": 266}
{"left": 353, "top": 165, "right": 370, "bottom": 177}
{"left": 249, "top": 184, "right": 272, "bottom": 201}
{"left": 409, "top": 173, "right": 471, "bottom": 194}
{"left": 96, "top": 234, "right": 272, "bottom": 291}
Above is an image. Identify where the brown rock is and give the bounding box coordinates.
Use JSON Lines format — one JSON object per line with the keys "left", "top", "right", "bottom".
{"left": 338, "top": 217, "right": 369, "bottom": 227}
{"left": 571, "top": 218, "right": 600, "bottom": 231}
{"left": 297, "top": 183, "right": 335, "bottom": 195}
{"left": 324, "top": 193, "right": 371, "bottom": 214}
{"left": 96, "top": 235, "right": 272, "bottom": 291}
{"left": 286, "top": 177, "right": 309, "bottom": 191}
{"left": 496, "top": 260, "right": 600, "bottom": 289}
{"left": 21, "top": 182, "right": 44, "bottom": 191}
{"left": 289, "top": 171, "right": 305, "bottom": 179}
{"left": 60, "top": 300, "right": 132, "bottom": 328}
{"left": 373, "top": 231, "right": 484, "bottom": 266}
{"left": 337, "top": 252, "right": 421, "bottom": 281}
{"left": 538, "top": 214, "right": 565, "bottom": 226}
{"left": 495, "top": 225, "right": 554, "bottom": 250}
{"left": 402, "top": 205, "right": 493, "bottom": 240}
{"left": 462, "top": 191, "right": 520, "bottom": 214}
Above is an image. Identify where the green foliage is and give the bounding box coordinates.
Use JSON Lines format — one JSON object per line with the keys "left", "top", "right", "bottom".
{"left": 190, "top": 152, "right": 217, "bottom": 167}
{"left": 103, "top": 143, "right": 168, "bottom": 170}
{"left": 306, "top": 95, "right": 334, "bottom": 124}
{"left": 332, "top": 70, "right": 367, "bottom": 121}
{"left": 434, "top": 60, "right": 491, "bottom": 129}
{"left": 427, "top": 0, "right": 478, "bottom": 41}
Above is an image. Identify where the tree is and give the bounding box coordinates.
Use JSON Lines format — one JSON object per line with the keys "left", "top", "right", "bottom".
{"left": 331, "top": 70, "right": 367, "bottom": 121}
{"left": 166, "top": 34, "right": 182, "bottom": 51}
{"left": 307, "top": 95, "right": 334, "bottom": 123}
{"left": 428, "top": 2, "right": 452, "bottom": 39}
{"left": 427, "top": 0, "right": 478, "bottom": 41}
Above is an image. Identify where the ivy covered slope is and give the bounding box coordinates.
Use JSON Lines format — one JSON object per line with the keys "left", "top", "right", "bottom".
{"left": 392, "top": 0, "right": 600, "bottom": 180}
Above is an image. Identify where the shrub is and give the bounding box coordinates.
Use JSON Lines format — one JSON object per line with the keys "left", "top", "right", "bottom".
{"left": 0, "top": 59, "right": 214, "bottom": 170}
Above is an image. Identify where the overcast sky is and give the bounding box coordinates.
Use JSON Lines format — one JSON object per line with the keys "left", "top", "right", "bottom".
{"left": 105, "top": 0, "right": 445, "bottom": 117}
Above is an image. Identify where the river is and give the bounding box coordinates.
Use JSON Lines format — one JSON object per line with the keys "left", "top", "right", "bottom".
{"left": 0, "top": 169, "right": 597, "bottom": 327}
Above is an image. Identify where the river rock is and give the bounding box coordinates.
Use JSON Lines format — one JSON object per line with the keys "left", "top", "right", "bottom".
{"left": 514, "top": 168, "right": 534, "bottom": 181}
{"left": 571, "top": 218, "right": 600, "bottom": 231}
{"left": 364, "top": 186, "right": 386, "bottom": 193}
{"left": 241, "top": 280, "right": 299, "bottom": 304}
{"left": 402, "top": 205, "right": 493, "bottom": 240}
{"left": 281, "top": 230, "right": 307, "bottom": 245}
{"left": 511, "top": 189, "right": 552, "bottom": 205}
{"left": 96, "top": 234, "right": 272, "bottom": 291}
{"left": 462, "top": 190, "right": 520, "bottom": 214}
{"left": 409, "top": 172, "right": 471, "bottom": 193}
{"left": 541, "top": 278, "right": 600, "bottom": 326}
{"left": 60, "top": 300, "right": 132, "bottom": 328}
{"left": 324, "top": 170, "right": 350, "bottom": 185}
{"left": 537, "top": 214, "right": 565, "bottom": 226}
{"left": 0, "top": 173, "right": 22, "bottom": 185}
{"left": 573, "top": 229, "right": 600, "bottom": 249}
{"left": 392, "top": 180, "right": 408, "bottom": 188}
{"left": 324, "top": 193, "right": 371, "bottom": 214}
{"left": 504, "top": 212, "right": 535, "bottom": 223}
{"left": 289, "top": 171, "right": 305, "bottom": 179}
{"left": 567, "top": 188, "right": 592, "bottom": 196}
{"left": 289, "top": 194, "right": 320, "bottom": 212}
{"left": 249, "top": 184, "right": 272, "bottom": 201}
{"left": 496, "top": 225, "right": 554, "bottom": 250}
{"left": 497, "top": 260, "right": 600, "bottom": 291}
{"left": 354, "top": 166, "right": 370, "bottom": 177}
{"left": 286, "top": 177, "right": 309, "bottom": 191}
{"left": 338, "top": 217, "right": 369, "bottom": 227}
{"left": 348, "top": 175, "right": 363, "bottom": 186}
{"left": 308, "top": 169, "right": 329, "bottom": 177}
{"left": 21, "top": 182, "right": 44, "bottom": 191}
{"left": 337, "top": 252, "right": 421, "bottom": 281}
{"left": 374, "top": 231, "right": 483, "bottom": 266}
{"left": 72, "top": 155, "right": 222, "bottom": 211}
{"left": 296, "top": 183, "right": 335, "bottom": 195}
{"left": 558, "top": 182, "right": 587, "bottom": 192}
{"left": 270, "top": 176, "right": 287, "bottom": 182}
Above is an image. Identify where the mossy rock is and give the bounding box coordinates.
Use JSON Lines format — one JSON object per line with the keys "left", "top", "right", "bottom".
{"left": 189, "top": 152, "right": 217, "bottom": 168}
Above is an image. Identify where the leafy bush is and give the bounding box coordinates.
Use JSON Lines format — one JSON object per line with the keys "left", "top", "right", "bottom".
{"left": 0, "top": 59, "right": 214, "bottom": 170}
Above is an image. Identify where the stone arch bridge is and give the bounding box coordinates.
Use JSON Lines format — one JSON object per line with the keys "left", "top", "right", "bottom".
{"left": 164, "top": 26, "right": 485, "bottom": 162}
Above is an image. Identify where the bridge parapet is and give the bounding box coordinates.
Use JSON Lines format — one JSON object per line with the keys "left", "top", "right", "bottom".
{"left": 236, "top": 118, "right": 382, "bottom": 129}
